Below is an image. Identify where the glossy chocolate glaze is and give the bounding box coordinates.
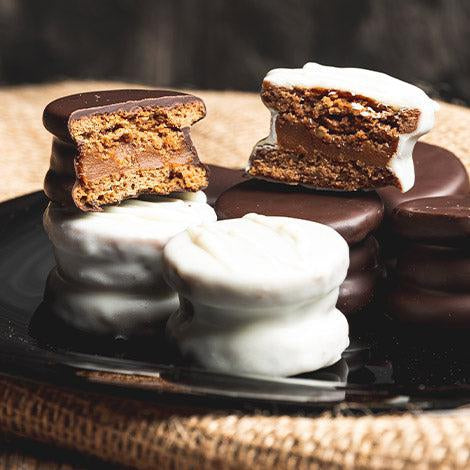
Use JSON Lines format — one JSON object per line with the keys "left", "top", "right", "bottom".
{"left": 43, "top": 89, "right": 204, "bottom": 143}
{"left": 348, "top": 236, "right": 379, "bottom": 273}
{"left": 392, "top": 195, "right": 470, "bottom": 245}
{"left": 215, "top": 179, "right": 384, "bottom": 245}
{"left": 395, "top": 243, "right": 470, "bottom": 293}
{"left": 388, "top": 282, "right": 470, "bottom": 328}
{"left": 338, "top": 268, "right": 382, "bottom": 316}
{"left": 378, "top": 143, "right": 469, "bottom": 217}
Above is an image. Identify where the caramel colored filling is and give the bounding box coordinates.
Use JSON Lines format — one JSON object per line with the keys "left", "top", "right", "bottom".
{"left": 249, "top": 84, "right": 421, "bottom": 190}
{"left": 54, "top": 101, "right": 208, "bottom": 210}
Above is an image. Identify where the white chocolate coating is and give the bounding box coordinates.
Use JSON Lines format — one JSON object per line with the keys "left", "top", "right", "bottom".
{"left": 164, "top": 213, "right": 349, "bottom": 308}
{"left": 164, "top": 214, "right": 350, "bottom": 377}
{"left": 168, "top": 291, "right": 348, "bottom": 377}
{"left": 44, "top": 193, "right": 217, "bottom": 288}
{"left": 43, "top": 193, "right": 216, "bottom": 337}
{"left": 265, "top": 63, "right": 438, "bottom": 112}
{"left": 46, "top": 268, "right": 178, "bottom": 337}
{"left": 253, "top": 62, "right": 438, "bottom": 192}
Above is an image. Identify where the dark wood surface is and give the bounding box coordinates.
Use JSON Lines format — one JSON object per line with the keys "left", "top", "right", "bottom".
{"left": 0, "top": 0, "right": 469, "bottom": 104}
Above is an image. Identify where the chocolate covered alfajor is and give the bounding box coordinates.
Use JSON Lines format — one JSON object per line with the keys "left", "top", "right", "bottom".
{"left": 388, "top": 195, "right": 470, "bottom": 328}
{"left": 164, "top": 213, "right": 350, "bottom": 377}
{"left": 43, "top": 90, "right": 208, "bottom": 211}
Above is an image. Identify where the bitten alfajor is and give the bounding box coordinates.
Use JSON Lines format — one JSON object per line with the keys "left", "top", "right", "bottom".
{"left": 247, "top": 63, "right": 438, "bottom": 192}
{"left": 164, "top": 213, "right": 350, "bottom": 377}
{"left": 43, "top": 90, "right": 208, "bottom": 211}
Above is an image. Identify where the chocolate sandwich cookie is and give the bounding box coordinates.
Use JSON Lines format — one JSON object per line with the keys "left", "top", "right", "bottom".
{"left": 348, "top": 236, "right": 379, "bottom": 273}
{"left": 395, "top": 243, "right": 470, "bottom": 293}
{"left": 43, "top": 194, "right": 217, "bottom": 336}
{"left": 387, "top": 195, "right": 470, "bottom": 327}
{"left": 43, "top": 89, "right": 208, "bottom": 211}
{"left": 215, "top": 179, "right": 384, "bottom": 245}
{"left": 338, "top": 268, "right": 382, "bottom": 317}
{"left": 388, "top": 282, "right": 470, "bottom": 328}
{"left": 377, "top": 143, "right": 469, "bottom": 217}
{"left": 392, "top": 195, "right": 470, "bottom": 246}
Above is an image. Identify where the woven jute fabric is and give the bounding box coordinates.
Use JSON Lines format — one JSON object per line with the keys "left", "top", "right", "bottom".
{"left": 1, "top": 376, "right": 470, "bottom": 470}
{"left": 0, "top": 81, "right": 469, "bottom": 469}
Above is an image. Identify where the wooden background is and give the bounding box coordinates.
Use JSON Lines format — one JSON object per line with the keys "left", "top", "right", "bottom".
{"left": 0, "top": 0, "right": 469, "bottom": 104}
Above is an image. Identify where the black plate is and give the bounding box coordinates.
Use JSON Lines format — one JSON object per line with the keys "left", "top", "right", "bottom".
{"left": 0, "top": 192, "right": 469, "bottom": 413}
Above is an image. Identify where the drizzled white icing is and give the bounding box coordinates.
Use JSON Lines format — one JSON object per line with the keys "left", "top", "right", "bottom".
{"left": 251, "top": 62, "right": 439, "bottom": 192}
{"left": 164, "top": 214, "right": 350, "bottom": 377}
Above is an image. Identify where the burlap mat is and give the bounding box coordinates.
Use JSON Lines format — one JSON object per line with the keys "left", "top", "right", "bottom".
{"left": 0, "top": 81, "right": 469, "bottom": 469}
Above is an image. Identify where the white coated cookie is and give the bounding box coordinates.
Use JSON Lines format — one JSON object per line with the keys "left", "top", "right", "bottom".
{"left": 168, "top": 290, "right": 349, "bottom": 376}
{"left": 45, "top": 268, "right": 178, "bottom": 337}
{"left": 164, "top": 213, "right": 350, "bottom": 377}
{"left": 43, "top": 193, "right": 217, "bottom": 288}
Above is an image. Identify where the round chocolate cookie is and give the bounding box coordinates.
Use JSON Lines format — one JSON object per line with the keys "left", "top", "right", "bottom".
{"left": 396, "top": 243, "right": 470, "bottom": 293}
{"left": 392, "top": 195, "right": 470, "bottom": 246}
{"left": 388, "top": 282, "right": 470, "bottom": 328}
{"left": 348, "top": 236, "right": 379, "bottom": 273}
{"left": 338, "top": 268, "right": 382, "bottom": 316}
{"left": 205, "top": 164, "right": 245, "bottom": 206}
{"left": 215, "top": 179, "right": 384, "bottom": 245}
{"left": 378, "top": 143, "right": 469, "bottom": 217}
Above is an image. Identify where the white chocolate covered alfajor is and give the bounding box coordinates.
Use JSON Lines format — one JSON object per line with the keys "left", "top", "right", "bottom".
{"left": 164, "top": 213, "right": 350, "bottom": 377}
{"left": 247, "top": 63, "right": 438, "bottom": 192}
{"left": 43, "top": 192, "right": 216, "bottom": 336}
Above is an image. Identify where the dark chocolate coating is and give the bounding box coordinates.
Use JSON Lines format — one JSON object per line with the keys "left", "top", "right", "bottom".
{"left": 348, "top": 236, "right": 379, "bottom": 274}
{"left": 396, "top": 243, "right": 470, "bottom": 293}
{"left": 338, "top": 268, "right": 381, "bottom": 316}
{"left": 378, "top": 143, "right": 469, "bottom": 217}
{"left": 215, "top": 179, "right": 384, "bottom": 245}
{"left": 43, "top": 170, "right": 75, "bottom": 207}
{"left": 388, "top": 282, "right": 470, "bottom": 328}
{"left": 205, "top": 164, "right": 246, "bottom": 206}
{"left": 392, "top": 195, "right": 470, "bottom": 245}
{"left": 43, "top": 89, "right": 203, "bottom": 143}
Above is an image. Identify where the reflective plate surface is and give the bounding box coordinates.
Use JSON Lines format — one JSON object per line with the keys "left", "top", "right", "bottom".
{"left": 0, "top": 192, "right": 469, "bottom": 413}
